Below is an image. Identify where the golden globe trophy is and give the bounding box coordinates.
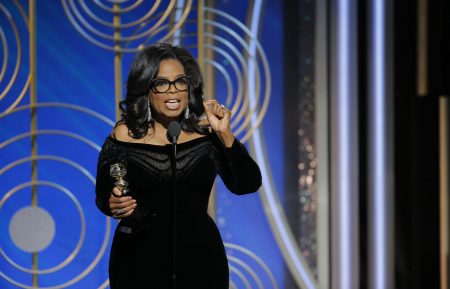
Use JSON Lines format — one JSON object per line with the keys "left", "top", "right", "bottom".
{"left": 109, "top": 162, "right": 130, "bottom": 196}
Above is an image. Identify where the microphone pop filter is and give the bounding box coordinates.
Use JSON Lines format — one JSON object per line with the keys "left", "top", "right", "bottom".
{"left": 167, "top": 121, "right": 181, "bottom": 144}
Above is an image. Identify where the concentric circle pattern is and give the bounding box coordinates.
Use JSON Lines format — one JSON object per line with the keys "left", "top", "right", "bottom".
{"left": 61, "top": 0, "right": 194, "bottom": 52}
{"left": 0, "top": 103, "right": 113, "bottom": 288}
{"left": 0, "top": 2, "right": 30, "bottom": 114}
{"left": 199, "top": 7, "right": 271, "bottom": 142}
{"left": 225, "top": 243, "right": 279, "bottom": 289}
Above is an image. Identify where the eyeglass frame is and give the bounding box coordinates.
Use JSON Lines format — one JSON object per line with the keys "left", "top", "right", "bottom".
{"left": 150, "top": 76, "right": 190, "bottom": 94}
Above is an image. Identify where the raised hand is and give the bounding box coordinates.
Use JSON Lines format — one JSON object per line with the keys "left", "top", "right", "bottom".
{"left": 203, "top": 99, "right": 235, "bottom": 147}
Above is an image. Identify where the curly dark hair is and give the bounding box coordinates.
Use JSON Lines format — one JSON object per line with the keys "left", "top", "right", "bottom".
{"left": 119, "top": 42, "right": 208, "bottom": 138}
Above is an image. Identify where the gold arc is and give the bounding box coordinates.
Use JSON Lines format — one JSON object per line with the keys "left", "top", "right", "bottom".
{"left": 199, "top": 13, "right": 271, "bottom": 142}
{"left": 3, "top": 76, "right": 31, "bottom": 115}
{"left": 0, "top": 28, "right": 8, "bottom": 82}
{"left": 78, "top": 0, "right": 159, "bottom": 28}
{"left": 155, "top": 0, "right": 193, "bottom": 44}
{"left": 13, "top": 0, "right": 30, "bottom": 27}
{"left": 0, "top": 4, "right": 22, "bottom": 101}
{"left": 90, "top": 0, "right": 144, "bottom": 14}
{"left": 62, "top": 0, "right": 192, "bottom": 52}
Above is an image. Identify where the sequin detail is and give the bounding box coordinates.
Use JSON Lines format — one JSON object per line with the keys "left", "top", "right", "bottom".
{"left": 98, "top": 137, "right": 220, "bottom": 180}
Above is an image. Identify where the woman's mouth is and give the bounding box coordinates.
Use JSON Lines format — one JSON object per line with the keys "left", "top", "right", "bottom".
{"left": 165, "top": 99, "right": 181, "bottom": 110}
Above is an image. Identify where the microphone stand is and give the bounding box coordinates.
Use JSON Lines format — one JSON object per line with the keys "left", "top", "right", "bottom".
{"left": 167, "top": 121, "right": 181, "bottom": 289}
{"left": 169, "top": 139, "right": 177, "bottom": 289}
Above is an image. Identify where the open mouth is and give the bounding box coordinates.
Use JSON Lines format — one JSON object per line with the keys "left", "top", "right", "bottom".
{"left": 165, "top": 99, "right": 181, "bottom": 110}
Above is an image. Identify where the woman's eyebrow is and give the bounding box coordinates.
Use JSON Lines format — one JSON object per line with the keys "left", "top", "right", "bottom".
{"left": 154, "top": 74, "right": 186, "bottom": 80}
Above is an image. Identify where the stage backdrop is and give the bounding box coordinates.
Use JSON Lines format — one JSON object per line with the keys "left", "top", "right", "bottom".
{"left": 0, "top": 1, "right": 328, "bottom": 288}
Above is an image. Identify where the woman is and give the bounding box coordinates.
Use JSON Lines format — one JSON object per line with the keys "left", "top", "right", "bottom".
{"left": 95, "top": 42, "right": 262, "bottom": 289}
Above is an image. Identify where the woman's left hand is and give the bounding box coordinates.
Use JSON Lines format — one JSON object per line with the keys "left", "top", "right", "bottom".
{"left": 203, "top": 99, "right": 234, "bottom": 147}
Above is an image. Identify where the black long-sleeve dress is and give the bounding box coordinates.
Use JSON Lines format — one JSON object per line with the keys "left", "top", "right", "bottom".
{"left": 95, "top": 133, "right": 262, "bottom": 289}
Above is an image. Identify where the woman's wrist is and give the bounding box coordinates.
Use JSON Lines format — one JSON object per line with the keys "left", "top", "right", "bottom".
{"left": 217, "top": 130, "right": 235, "bottom": 147}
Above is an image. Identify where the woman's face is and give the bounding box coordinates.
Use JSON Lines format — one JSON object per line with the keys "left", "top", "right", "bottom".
{"left": 149, "top": 58, "right": 189, "bottom": 122}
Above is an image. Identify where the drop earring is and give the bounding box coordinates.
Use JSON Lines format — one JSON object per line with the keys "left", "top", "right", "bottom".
{"left": 184, "top": 106, "right": 189, "bottom": 119}
{"left": 147, "top": 101, "right": 152, "bottom": 122}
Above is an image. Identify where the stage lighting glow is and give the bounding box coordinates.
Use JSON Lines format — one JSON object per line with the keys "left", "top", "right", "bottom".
{"left": 337, "top": 0, "right": 355, "bottom": 287}
{"left": 371, "top": 0, "right": 388, "bottom": 288}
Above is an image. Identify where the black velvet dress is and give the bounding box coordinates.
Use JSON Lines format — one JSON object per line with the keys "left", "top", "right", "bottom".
{"left": 95, "top": 133, "right": 262, "bottom": 289}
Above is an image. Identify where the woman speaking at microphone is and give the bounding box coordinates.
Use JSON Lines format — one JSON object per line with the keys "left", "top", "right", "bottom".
{"left": 94, "top": 42, "right": 261, "bottom": 289}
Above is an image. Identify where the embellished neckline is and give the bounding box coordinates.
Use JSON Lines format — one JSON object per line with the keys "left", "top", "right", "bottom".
{"left": 106, "top": 134, "right": 210, "bottom": 150}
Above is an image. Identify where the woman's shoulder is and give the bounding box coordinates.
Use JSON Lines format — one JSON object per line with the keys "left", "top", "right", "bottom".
{"left": 111, "top": 122, "right": 135, "bottom": 142}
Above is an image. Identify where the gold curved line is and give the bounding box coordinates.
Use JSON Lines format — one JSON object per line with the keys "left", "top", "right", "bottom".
{"left": 201, "top": 20, "right": 253, "bottom": 130}
{"left": 240, "top": 57, "right": 270, "bottom": 143}
{"left": 225, "top": 242, "right": 279, "bottom": 289}
{"left": 92, "top": 0, "right": 144, "bottom": 14}
{"left": 158, "top": 0, "right": 193, "bottom": 43}
{"left": 0, "top": 102, "right": 115, "bottom": 127}
{"left": 58, "top": 0, "right": 160, "bottom": 55}
{"left": 233, "top": 66, "right": 261, "bottom": 137}
{"left": 228, "top": 256, "right": 264, "bottom": 289}
{"left": 98, "top": 279, "right": 109, "bottom": 289}
{"left": 139, "top": 3, "right": 194, "bottom": 47}
{"left": 192, "top": 17, "right": 268, "bottom": 141}
{"left": 13, "top": 0, "right": 29, "bottom": 27}
{"left": 81, "top": 0, "right": 161, "bottom": 29}
{"left": 0, "top": 4, "right": 23, "bottom": 101}
{"left": 0, "top": 156, "right": 95, "bottom": 190}
{"left": 229, "top": 280, "right": 238, "bottom": 289}
{"left": 229, "top": 265, "right": 252, "bottom": 289}
{"left": 233, "top": 46, "right": 271, "bottom": 142}
{"left": 202, "top": 33, "right": 247, "bottom": 119}
{"left": 200, "top": 9, "right": 272, "bottom": 142}
{"left": 0, "top": 130, "right": 101, "bottom": 152}
{"left": 203, "top": 44, "right": 242, "bottom": 112}
{"left": 204, "top": 59, "right": 234, "bottom": 113}
{"left": 2, "top": 75, "right": 30, "bottom": 114}
{"left": 0, "top": 27, "right": 8, "bottom": 82}
{"left": 64, "top": 0, "right": 175, "bottom": 43}
{"left": 0, "top": 181, "right": 86, "bottom": 275}
{"left": 139, "top": 22, "right": 173, "bottom": 44}
{"left": 123, "top": 14, "right": 197, "bottom": 49}
{"left": 202, "top": 26, "right": 248, "bottom": 112}
{"left": 231, "top": 55, "right": 264, "bottom": 137}
{"left": 138, "top": 20, "right": 196, "bottom": 46}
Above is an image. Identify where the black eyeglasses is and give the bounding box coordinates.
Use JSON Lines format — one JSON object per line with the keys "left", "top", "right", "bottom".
{"left": 150, "top": 77, "right": 189, "bottom": 93}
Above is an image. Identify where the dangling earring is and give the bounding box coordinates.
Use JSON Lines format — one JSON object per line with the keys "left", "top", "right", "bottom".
{"left": 147, "top": 101, "right": 152, "bottom": 122}
{"left": 184, "top": 105, "right": 189, "bottom": 119}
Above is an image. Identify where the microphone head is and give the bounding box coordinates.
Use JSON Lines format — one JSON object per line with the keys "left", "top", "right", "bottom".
{"left": 167, "top": 121, "right": 181, "bottom": 144}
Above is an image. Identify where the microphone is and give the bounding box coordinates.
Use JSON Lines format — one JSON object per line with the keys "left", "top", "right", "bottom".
{"left": 167, "top": 121, "right": 181, "bottom": 144}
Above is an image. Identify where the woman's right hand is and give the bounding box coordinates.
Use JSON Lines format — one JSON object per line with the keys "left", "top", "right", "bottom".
{"left": 109, "top": 187, "right": 137, "bottom": 219}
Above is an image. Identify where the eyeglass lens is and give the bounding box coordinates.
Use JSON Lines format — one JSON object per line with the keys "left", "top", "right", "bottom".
{"left": 151, "top": 77, "right": 189, "bottom": 93}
